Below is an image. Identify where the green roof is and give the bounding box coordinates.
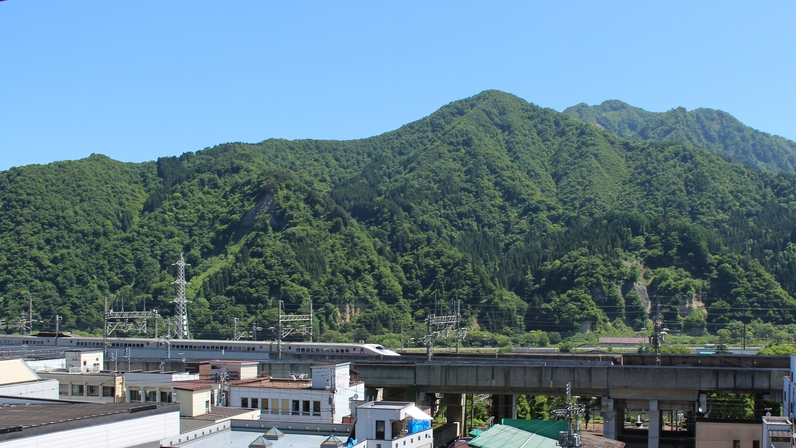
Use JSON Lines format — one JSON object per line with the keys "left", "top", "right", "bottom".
{"left": 500, "top": 419, "right": 568, "bottom": 440}
{"left": 469, "top": 424, "right": 559, "bottom": 448}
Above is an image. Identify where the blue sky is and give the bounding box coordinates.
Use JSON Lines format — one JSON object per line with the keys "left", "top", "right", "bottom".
{"left": 1, "top": 1, "right": 794, "bottom": 172}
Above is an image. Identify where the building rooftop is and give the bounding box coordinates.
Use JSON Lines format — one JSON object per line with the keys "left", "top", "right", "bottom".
{"left": 169, "top": 429, "right": 338, "bottom": 448}
{"left": 357, "top": 401, "right": 413, "bottom": 411}
{"left": 231, "top": 378, "right": 313, "bottom": 389}
{"left": 190, "top": 406, "right": 258, "bottom": 421}
{"left": 188, "top": 359, "right": 260, "bottom": 365}
{"left": 174, "top": 384, "right": 214, "bottom": 391}
{"left": 0, "top": 358, "right": 40, "bottom": 386}
{"left": 0, "top": 402, "right": 179, "bottom": 442}
{"left": 469, "top": 424, "right": 559, "bottom": 448}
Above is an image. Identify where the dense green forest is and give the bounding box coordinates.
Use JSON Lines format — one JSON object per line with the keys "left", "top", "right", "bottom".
{"left": 3, "top": 90, "right": 796, "bottom": 349}
{"left": 563, "top": 99, "right": 796, "bottom": 173}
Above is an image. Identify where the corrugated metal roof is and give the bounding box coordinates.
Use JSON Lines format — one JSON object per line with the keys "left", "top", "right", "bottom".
{"left": 469, "top": 424, "right": 558, "bottom": 448}
{"left": 501, "top": 419, "right": 567, "bottom": 440}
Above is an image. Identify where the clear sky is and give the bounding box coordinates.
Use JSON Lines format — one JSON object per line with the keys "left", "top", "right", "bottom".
{"left": 1, "top": 1, "right": 794, "bottom": 172}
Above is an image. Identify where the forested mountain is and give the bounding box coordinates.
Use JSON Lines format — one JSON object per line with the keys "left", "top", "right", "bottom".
{"left": 3, "top": 90, "right": 796, "bottom": 347}
{"left": 563, "top": 100, "right": 796, "bottom": 173}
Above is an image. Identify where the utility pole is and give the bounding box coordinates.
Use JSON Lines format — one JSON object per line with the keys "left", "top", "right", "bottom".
{"left": 650, "top": 298, "right": 667, "bottom": 366}
{"left": 55, "top": 314, "right": 62, "bottom": 343}
{"left": 423, "top": 297, "right": 464, "bottom": 360}
{"left": 233, "top": 317, "right": 246, "bottom": 340}
{"left": 103, "top": 296, "right": 159, "bottom": 357}
{"left": 271, "top": 299, "right": 314, "bottom": 359}
{"left": 742, "top": 304, "right": 748, "bottom": 351}
{"left": 554, "top": 383, "right": 582, "bottom": 448}
{"left": 251, "top": 321, "right": 261, "bottom": 341}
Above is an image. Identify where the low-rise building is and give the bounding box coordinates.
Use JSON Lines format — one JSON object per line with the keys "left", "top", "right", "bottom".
{"left": 124, "top": 371, "right": 202, "bottom": 404}
{"left": 762, "top": 414, "right": 794, "bottom": 448}
{"left": 228, "top": 362, "right": 364, "bottom": 423}
{"left": 174, "top": 383, "right": 260, "bottom": 432}
{"left": 65, "top": 348, "right": 103, "bottom": 373}
{"left": 0, "top": 401, "right": 179, "bottom": 448}
{"left": 352, "top": 401, "right": 433, "bottom": 448}
{"left": 186, "top": 359, "right": 259, "bottom": 381}
{"left": 0, "top": 358, "right": 59, "bottom": 400}
{"left": 782, "top": 354, "right": 796, "bottom": 420}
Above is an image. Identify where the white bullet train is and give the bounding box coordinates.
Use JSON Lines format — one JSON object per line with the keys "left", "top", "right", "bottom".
{"left": 0, "top": 333, "right": 400, "bottom": 360}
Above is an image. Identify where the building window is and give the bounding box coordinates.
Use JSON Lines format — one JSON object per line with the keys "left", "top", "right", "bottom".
{"left": 146, "top": 390, "right": 157, "bottom": 402}
{"left": 251, "top": 398, "right": 258, "bottom": 409}
{"left": 272, "top": 398, "right": 279, "bottom": 414}
{"left": 71, "top": 384, "right": 84, "bottom": 396}
{"left": 103, "top": 386, "right": 115, "bottom": 398}
{"left": 753, "top": 441, "right": 760, "bottom": 448}
{"left": 59, "top": 384, "right": 68, "bottom": 395}
{"left": 87, "top": 385, "right": 99, "bottom": 396}
{"left": 303, "top": 400, "right": 310, "bottom": 415}
{"left": 313, "top": 400, "right": 321, "bottom": 416}
{"left": 292, "top": 400, "right": 300, "bottom": 415}
{"left": 262, "top": 399, "right": 269, "bottom": 411}
{"left": 376, "top": 420, "right": 385, "bottom": 440}
{"left": 130, "top": 389, "right": 141, "bottom": 402}
{"left": 241, "top": 397, "right": 249, "bottom": 408}
{"left": 733, "top": 441, "right": 740, "bottom": 448}
{"left": 282, "top": 399, "right": 289, "bottom": 415}
{"left": 160, "top": 391, "right": 172, "bottom": 403}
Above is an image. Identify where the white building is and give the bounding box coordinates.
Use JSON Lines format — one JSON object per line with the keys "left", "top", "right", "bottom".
{"left": 229, "top": 362, "right": 365, "bottom": 423}
{"left": 0, "top": 359, "right": 59, "bottom": 400}
{"left": 173, "top": 383, "right": 261, "bottom": 432}
{"left": 123, "top": 371, "right": 202, "bottom": 403}
{"left": 783, "top": 354, "right": 796, "bottom": 420}
{"left": 762, "top": 414, "right": 794, "bottom": 448}
{"left": 0, "top": 401, "right": 180, "bottom": 448}
{"left": 353, "top": 401, "right": 433, "bottom": 448}
{"left": 39, "top": 369, "right": 124, "bottom": 402}
{"left": 186, "top": 359, "right": 259, "bottom": 381}
{"left": 65, "top": 348, "right": 103, "bottom": 373}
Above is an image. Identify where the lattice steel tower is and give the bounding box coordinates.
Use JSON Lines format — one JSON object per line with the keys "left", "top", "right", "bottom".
{"left": 171, "top": 253, "right": 191, "bottom": 339}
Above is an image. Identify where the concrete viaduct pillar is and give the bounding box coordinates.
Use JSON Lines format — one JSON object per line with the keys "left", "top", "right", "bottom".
{"left": 492, "top": 394, "right": 516, "bottom": 422}
{"left": 601, "top": 396, "right": 617, "bottom": 440}
{"left": 648, "top": 399, "right": 660, "bottom": 448}
{"left": 441, "top": 394, "right": 466, "bottom": 438}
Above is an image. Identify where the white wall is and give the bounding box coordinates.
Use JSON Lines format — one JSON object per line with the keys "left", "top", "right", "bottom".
{"left": 0, "top": 410, "right": 179, "bottom": 448}
{"left": 0, "top": 379, "right": 59, "bottom": 400}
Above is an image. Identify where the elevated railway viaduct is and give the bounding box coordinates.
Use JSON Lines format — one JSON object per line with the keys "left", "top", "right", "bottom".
{"left": 341, "top": 354, "right": 789, "bottom": 448}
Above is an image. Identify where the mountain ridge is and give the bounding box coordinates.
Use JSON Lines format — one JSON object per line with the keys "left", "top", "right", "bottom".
{"left": 3, "top": 90, "right": 796, "bottom": 346}
{"left": 563, "top": 99, "right": 796, "bottom": 173}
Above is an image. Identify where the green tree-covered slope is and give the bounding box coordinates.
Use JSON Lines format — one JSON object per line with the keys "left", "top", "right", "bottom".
{"left": 3, "top": 90, "right": 796, "bottom": 345}
{"left": 563, "top": 100, "right": 796, "bottom": 173}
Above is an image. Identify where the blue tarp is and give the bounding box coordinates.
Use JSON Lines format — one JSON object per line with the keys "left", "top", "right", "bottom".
{"left": 408, "top": 419, "right": 431, "bottom": 434}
